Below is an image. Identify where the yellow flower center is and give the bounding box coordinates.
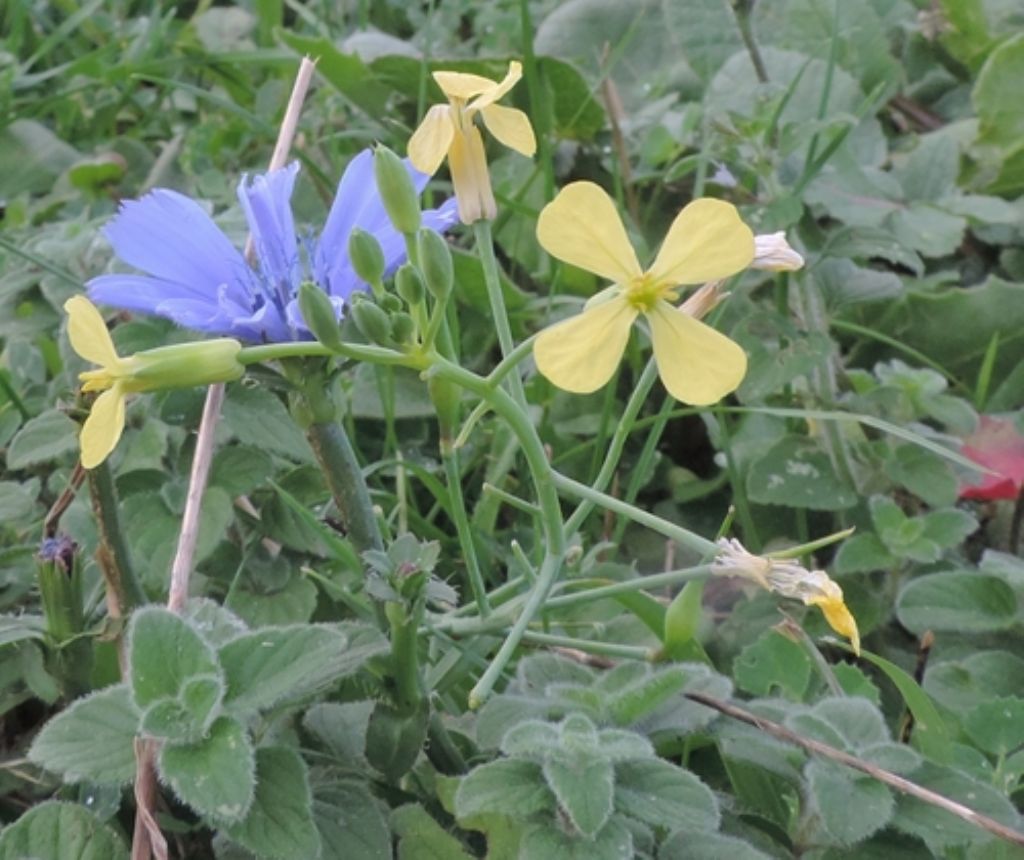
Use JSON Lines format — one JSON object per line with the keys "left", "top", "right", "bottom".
{"left": 623, "top": 273, "right": 677, "bottom": 313}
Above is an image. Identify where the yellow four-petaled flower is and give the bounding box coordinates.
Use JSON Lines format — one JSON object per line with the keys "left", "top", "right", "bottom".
{"left": 65, "top": 296, "right": 243, "bottom": 469}
{"left": 408, "top": 61, "right": 536, "bottom": 224}
{"left": 533, "top": 182, "right": 755, "bottom": 406}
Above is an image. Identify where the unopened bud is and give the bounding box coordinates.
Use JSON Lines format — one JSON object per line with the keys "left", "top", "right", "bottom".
{"left": 349, "top": 228, "right": 386, "bottom": 286}
{"left": 298, "top": 281, "right": 344, "bottom": 352}
{"left": 374, "top": 145, "right": 421, "bottom": 235}
{"left": 679, "top": 281, "right": 725, "bottom": 321}
{"left": 351, "top": 300, "right": 392, "bottom": 346}
{"left": 127, "top": 339, "right": 243, "bottom": 392}
{"left": 390, "top": 312, "right": 415, "bottom": 344}
{"left": 417, "top": 228, "right": 453, "bottom": 301}
{"left": 752, "top": 232, "right": 804, "bottom": 272}
{"left": 380, "top": 294, "right": 403, "bottom": 314}
{"left": 395, "top": 264, "right": 425, "bottom": 307}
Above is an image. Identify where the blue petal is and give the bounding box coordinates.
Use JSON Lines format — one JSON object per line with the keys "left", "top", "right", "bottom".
{"left": 237, "top": 163, "right": 301, "bottom": 298}
{"left": 88, "top": 273, "right": 218, "bottom": 315}
{"left": 314, "top": 150, "right": 459, "bottom": 299}
{"left": 102, "top": 189, "right": 250, "bottom": 305}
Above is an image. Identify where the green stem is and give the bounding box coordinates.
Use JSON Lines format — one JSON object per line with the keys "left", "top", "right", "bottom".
{"left": 431, "top": 359, "right": 563, "bottom": 554}
{"left": 386, "top": 601, "right": 424, "bottom": 714}
{"left": 469, "top": 550, "right": 561, "bottom": 708}
{"left": 486, "top": 335, "right": 536, "bottom": 386}
{"left": 428, "top": 358, "right": 565, "bottom": 706}
{"left": 566, "top": 360, "right": 659, "bottom": 537}
{"left": 715, "top": 411, "right": 761, "bottom": 550}
{"left": 554, "top": 473, "right": 717, "bottom": 558}
{"left": 543, "top": 565, "right": 711, "bottom": 611}
{"left": 237, "top": 340, "right": 411, "bottom": 367}
{"left": 521, "top": 631, "right": 653, "bottom": 661}
{"left": 87, "top": 462, "right": 146, "bottom": 611}
{"left": 306, "top": 421, "right": 383, "bottom": 553}
{"left": 442, "top": 443, "right": 490, "bottom": 616}
{"left": 473, "top": 219, "right": 528, "bottom": 409}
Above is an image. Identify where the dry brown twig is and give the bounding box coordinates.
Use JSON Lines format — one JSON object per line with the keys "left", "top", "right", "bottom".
{"left": 685, "top": 690, "right": 1024, "bottom": 849}
{"left": 130, "top": 56, "right": 318, "bottom": 860}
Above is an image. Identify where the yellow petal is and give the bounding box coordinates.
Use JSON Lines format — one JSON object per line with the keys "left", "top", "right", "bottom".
{"left": 648, "top": 198, "right": 754, "bottom": 286}
{"left": 468, "top": 61, "right": 523, "bottom": 111}
{"left": 448, "top": 127, "right": 496, "bottom": 224}
{"left": 536, "top": 182, "right": 642, "bottom": 283}
{"left": 407, "top": 104, "right": 455, "bottom": 176}
{"left": 480, "top": 104, "right": 536, "bottom": 157}
{"left": 64, "top": 296, "right": 120, "bottom": 368}
{"left": 79, "top": 385, "right": 126, "bottom": 469}
{"left": 646, "top": 300, "right": 746, "bottom": 405}
{"left": 534, "top": 294, "right": 637, "bottom": 394}
{"left": 810, "top": 594, "right": 861, "bottom": 656}
{"left": 432, "top": 70, "right": 499, "bottom": 101}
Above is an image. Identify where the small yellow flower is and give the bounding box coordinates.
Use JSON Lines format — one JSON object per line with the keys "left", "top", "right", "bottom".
{"left": 711, "top": 538, "right": 860, "bottom": 654}
{"left": 407, "top": 61, "right": 536, "bottom": 224}
{"left": 65, "top": 296, "right": 243, "bottom": 469}
{"left": 533, "top": 183, "right": 754, "bottom": 405}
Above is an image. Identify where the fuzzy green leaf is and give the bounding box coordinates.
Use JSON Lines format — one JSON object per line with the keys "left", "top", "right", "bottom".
{"left": 614, "top": 759, "right": 719, "bottom": 832}
{"left": 158, "top": 715, "right": 255, "bottom": 824}
{"left": 454, "top": 759, "right": 552, "bottom": 820}
{"left": 28, "top": 685, "right": 138, "bottom": 785}
{"left": 128, "top": 607, "right": 220, "bottom": 709}
{"left": 0, "top": 801, "right": 128, "bottom": 860}
{"left": 224, "top": 747, "right": 320, "bottom": 859}
{"left": 218, "top": 624, "right": 348, "bottom": 713}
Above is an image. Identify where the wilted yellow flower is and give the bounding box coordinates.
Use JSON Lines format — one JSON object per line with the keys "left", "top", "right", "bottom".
{"left": 65, "top": 296, "right": 243, "bottom": 469}
{"left": 533, "top": 183, "right": 754, "bottom": 405}
{"left": 407, "top": 61, "right": 536, "bottom": 224}
{"left": 711, "top": 538, "right": 860, "bottom": 654}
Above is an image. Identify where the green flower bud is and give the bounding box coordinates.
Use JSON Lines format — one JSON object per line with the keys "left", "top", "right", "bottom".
{"left": 374, "top": 145, "right": 421, "bottom": 235}
{"left": 127, "top": 339, "right": 244, "bottom": 392}
{"left": 417, "top": 228, "right": 453, "bottom": 301}
{"left": 380, "top": 294, "right": 403, "bottom": 314}
{"left": 390, "top": 311, "right": 415, "bottom": 345}
{"left": 351, "top": 300, "right": 392, "bottom": 345}
{"left": 395, "top": 263, "right": 425, "bottom": 307}
{"left": 298, "top": 281, "right": 344, "bottom": 352}
{"left": 349, "top": 228, "right": 386, "bottom": 286}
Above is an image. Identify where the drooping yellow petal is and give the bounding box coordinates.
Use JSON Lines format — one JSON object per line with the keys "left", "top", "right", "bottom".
{"left": 468, "top": 61, "right": 523, "bottom": 111}
{"left": 407, "top": 104, "right": 456, "bottom": 176}
{"left": 646, "top": 300, "right": 746, "bottom": 405}
{"left": 536, "top": 182, "right": 642, "bottom": 283}
{"left": 79, "top": 385, "right": 126, "bottom": 469}
{"left": 809, "top": 593, "right": 861, "bottom": 656}
{"left": 448, "top": 127, "right": 496, "bottom": 224}
{"left": 432, "top": 70, "right": 499, "bottom": 101}
{"left": 480, "top": 104, "right": 536, "bottom": 157}
{"left": 647, "top": 198, "right": 755, "bottom": 286}
{"left": 534, "top": 294, "right": 637, "bottom": 394}
{"left": 64, "top": 296, "right": 120, "bottom": 368}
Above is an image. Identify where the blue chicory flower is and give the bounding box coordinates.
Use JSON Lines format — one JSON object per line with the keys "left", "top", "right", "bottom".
{"left": 87, "top": 150, "right": 458, "bottom": 342}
